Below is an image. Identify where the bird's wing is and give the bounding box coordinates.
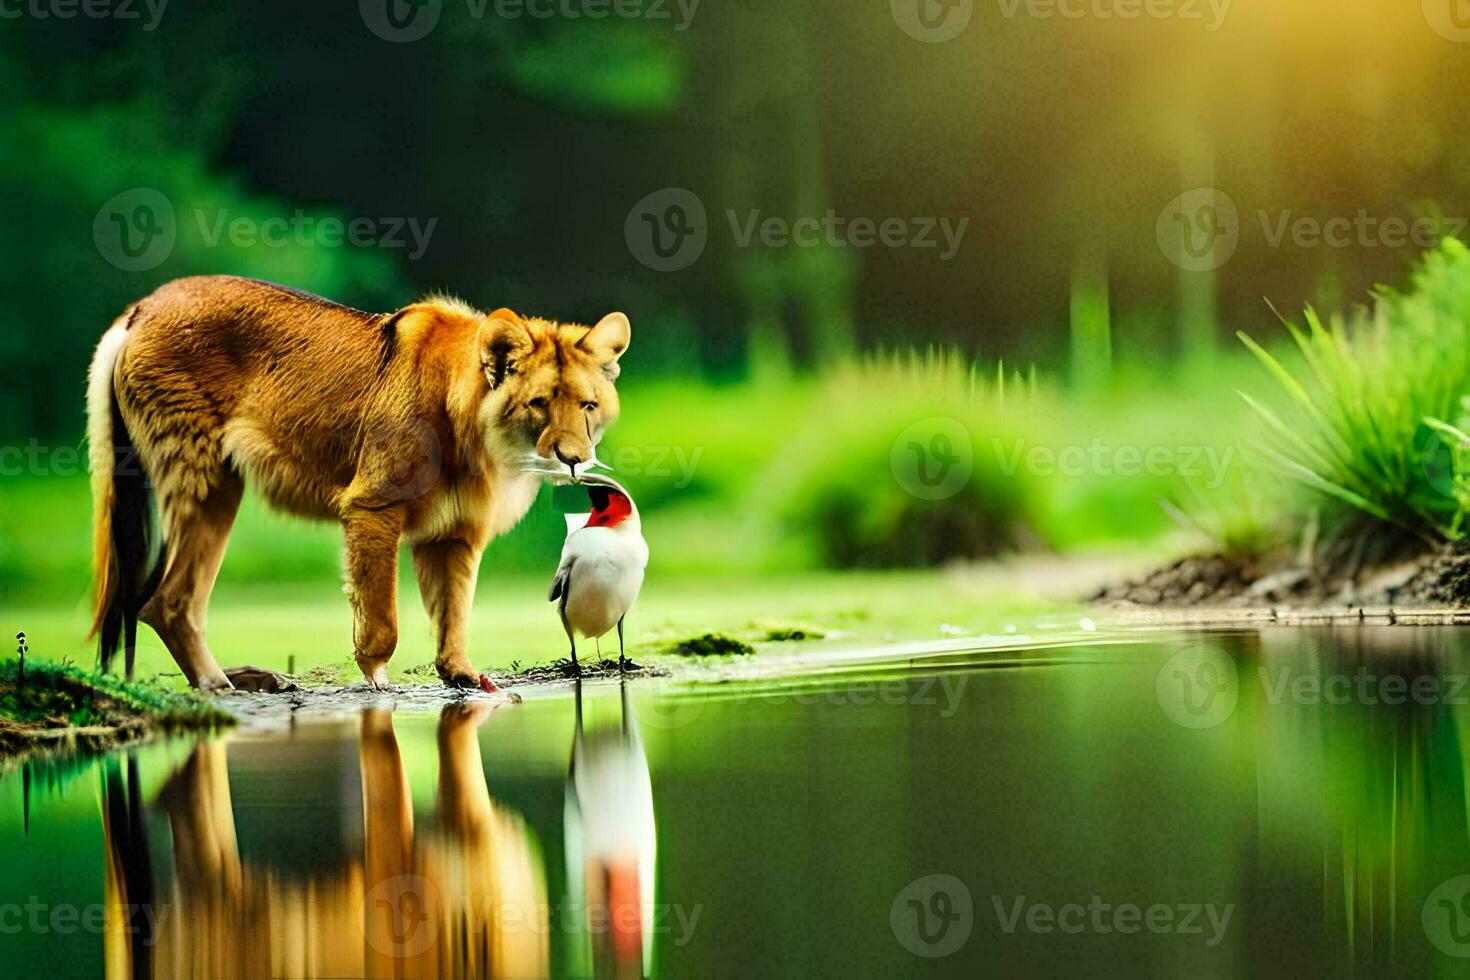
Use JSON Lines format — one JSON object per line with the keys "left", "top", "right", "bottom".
{"left": 548, "top": 555, "right": 574, "bottom": 603}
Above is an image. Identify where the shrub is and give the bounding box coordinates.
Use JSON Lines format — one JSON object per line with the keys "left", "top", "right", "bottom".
{"left": 769, "top": 351, "right": 1041, "bottom": 568}
{"left": 1239, "top": 239, "right": 1470, "bottom": 542}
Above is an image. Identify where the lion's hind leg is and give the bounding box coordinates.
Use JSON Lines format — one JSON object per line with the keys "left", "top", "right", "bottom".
{"left": 138, "top": 472, "right": 243, "bottom": 691}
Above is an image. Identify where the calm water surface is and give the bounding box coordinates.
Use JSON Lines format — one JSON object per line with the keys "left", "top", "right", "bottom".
{"left": 5, "top": 626, "right": 1470, "bottom": 978}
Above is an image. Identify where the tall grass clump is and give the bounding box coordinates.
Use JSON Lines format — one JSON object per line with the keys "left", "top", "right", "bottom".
{"left": 1238, "top": 239, "right": 1470, "bottom": 542}
{"left": 767, "top": 350, "right": 1045, "bottom": 567}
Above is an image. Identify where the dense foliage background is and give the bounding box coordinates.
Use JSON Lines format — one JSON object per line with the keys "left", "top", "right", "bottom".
{"left": 4, "top": 1, "right": 1470, "bottom": 603}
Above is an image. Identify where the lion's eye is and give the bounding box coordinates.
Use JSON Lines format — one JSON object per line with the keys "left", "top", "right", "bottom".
{"left": 583, "top": 401, "right": 598, "bottom": 412}
{"left": 528, "top": 397, "right": 550, "bottom": 412}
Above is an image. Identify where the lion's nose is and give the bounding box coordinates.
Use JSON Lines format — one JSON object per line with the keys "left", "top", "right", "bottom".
{"left": 554, "top": 446, "right": 585, "bottom": 476}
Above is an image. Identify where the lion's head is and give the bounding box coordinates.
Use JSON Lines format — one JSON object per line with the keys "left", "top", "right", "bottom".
{"left": 478, "top": 308, "right": 630, "bottom": 478}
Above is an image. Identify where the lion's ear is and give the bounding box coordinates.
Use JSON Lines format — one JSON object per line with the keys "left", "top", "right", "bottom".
{"left": 579, "top": 312, "right": 630, "bottom": 380}
{"left": 480, "top": 310, "right": 532, "bottom": 389}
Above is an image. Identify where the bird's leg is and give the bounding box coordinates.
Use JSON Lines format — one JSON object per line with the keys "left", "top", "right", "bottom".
{"left": 566, "top": 626, "right": 581, "bottom": 678}
{"left": 618, "top": 617, "right": 627, "bottom": 672}
{"left": 595, "top": 636, "right": 602, "bottom": 665}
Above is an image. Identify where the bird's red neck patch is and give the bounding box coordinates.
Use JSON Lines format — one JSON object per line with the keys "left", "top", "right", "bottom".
{"left": 585, "top": 486, "right": 633, "bottom": 527}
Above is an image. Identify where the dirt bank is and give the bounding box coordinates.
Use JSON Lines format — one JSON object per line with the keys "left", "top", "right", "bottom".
{"left": 1094, "top": 544, "right": 1470, "bottom": 610}
{"left": 0, "top": 660, "right": 232, "bottom": 767}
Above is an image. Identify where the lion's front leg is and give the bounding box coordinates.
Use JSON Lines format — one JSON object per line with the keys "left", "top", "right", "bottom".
{"left": 412, "top": 537, "right": 484, "bottom": 688}
{"left": 343, "top": 508, "right": 404, "bottom": 688}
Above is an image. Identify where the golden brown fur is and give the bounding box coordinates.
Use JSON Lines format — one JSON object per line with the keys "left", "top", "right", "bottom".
{"left": 88, "top": 275, "right": 630, "bottom": 689}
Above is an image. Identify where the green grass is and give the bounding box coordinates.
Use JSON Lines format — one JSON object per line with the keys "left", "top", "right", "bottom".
{"left": 0, "top": 658, "right": 229, "bottom": 733}
{"left": 7, "top": 570, "right": 1073, "bottom": 687}
{"left": 1239, "top": 239, "right": 1470, "bottom": 543}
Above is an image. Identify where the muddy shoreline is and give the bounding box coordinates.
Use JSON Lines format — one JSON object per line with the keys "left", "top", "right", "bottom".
{"left": 1093, "top": 545, "right": 1470, "bottom": 611}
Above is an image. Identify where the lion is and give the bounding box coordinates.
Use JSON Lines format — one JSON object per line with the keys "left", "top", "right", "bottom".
{"left": 87, "top": 275, "right": 629, "bottom": 690}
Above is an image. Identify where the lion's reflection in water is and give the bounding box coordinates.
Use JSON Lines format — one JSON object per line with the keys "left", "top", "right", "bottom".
{"left": 104, "top": 702, "right": 551, "bottom": 978}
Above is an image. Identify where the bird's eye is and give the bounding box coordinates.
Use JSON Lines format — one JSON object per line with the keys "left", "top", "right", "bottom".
{"left": 528, "top": 397, "right": 550, "bottom": 412}
{"left": 583, "top": 401, "right": 598, "bottom": 412}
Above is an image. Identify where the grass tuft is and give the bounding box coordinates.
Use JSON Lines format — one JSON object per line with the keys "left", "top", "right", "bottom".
{"left": 1238, "top": 239, "right": 1470, "bottom": 543}
{"left": 0, "top": 657, "right": 231, "bottom": 751}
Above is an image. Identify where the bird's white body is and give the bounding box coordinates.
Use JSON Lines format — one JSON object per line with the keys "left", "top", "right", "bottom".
{"left": 548, "top": 475, "right": 648, "bottom": 667}
{"left": 557, "top": 520, "right": 648, "bottom": 640}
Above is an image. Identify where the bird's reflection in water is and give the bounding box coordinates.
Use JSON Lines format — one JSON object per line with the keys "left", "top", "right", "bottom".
{"left": 103, "top": 702, "right": 549, "bottom": 978}
{"left": 564, "top": 680, "right": 658, "bottom": 980}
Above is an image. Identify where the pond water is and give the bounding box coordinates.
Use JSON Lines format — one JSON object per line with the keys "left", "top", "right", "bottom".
{"left": 5, "top": 626, "right": 1470, "bottom": 977}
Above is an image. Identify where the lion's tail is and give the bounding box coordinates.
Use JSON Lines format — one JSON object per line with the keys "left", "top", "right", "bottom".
{"left": 87, "top": 312, "right": 160, "bottom": 677}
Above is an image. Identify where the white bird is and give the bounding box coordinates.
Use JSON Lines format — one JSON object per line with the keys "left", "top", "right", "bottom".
{"left": 548, "top": 474, "right": 648, "bottom": 674}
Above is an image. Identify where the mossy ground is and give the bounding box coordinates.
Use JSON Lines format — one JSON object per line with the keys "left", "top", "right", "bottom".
{"left": 0, "top": 658, "right": 231, "bottom": 756}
